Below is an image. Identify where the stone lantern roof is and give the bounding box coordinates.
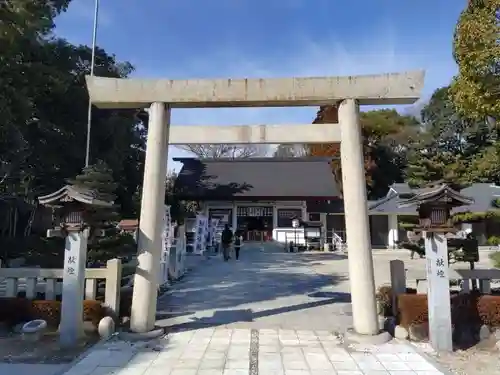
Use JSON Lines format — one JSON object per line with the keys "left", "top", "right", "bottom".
{"left": 38, "top": 185, "right": 114, "bottom": 207}
{"left": 398, "top": 183, "right": 474, "bottom": 208}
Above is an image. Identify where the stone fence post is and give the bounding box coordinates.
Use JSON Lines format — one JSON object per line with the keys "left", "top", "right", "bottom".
{"left": 390, "top": 260, "right": 406, "bottom": 317}
{"left": 104, "top": 258, "right": 122, "bottom": 317}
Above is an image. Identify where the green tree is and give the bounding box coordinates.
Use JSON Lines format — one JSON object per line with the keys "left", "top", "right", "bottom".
{"left": 450, "top": 0, "right": 500, "bottom": 120}
{"left": 0, "top": 1, "right": 146, "bottom": 218}
{"left": 67, "top": 160, "right": 119, "bottom": 226}
{"left": 67, "top": 161, "right": 136, "bottom": 263}
{"left": 308, "top": 106, "right": 420, "bottom": 198}
{"left": 164, "top": 171, "right": 199, "bottom": 223}
{"left": 406, "top": 86, "right": 493, "bottom": 187}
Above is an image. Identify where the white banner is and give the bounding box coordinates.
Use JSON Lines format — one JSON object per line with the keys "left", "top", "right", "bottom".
{"left": 159, "top": 205, "right": 172, "bottom": 286}
{"left": 192, "top": 215, "right": 209, "bottom": 255}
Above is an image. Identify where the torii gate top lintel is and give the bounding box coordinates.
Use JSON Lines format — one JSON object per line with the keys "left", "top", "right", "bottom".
{"left": 85, "top": 70, "right": 425, "bottom": 110}
{"left": 124, "top": 70, "right": 426, "bottom": 336}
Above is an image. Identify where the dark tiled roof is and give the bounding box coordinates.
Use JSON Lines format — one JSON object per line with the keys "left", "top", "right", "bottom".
{"left": 369, "top": 195, "right": 418, "bottom": 215}
{"left": 173, "top": 157, "right": 341, "bottom": 200}
{"left": 369, "top": 183, "right": 500, "bottom": 215}
{"left": 390, "top": 183, "right": 413, "bottom": 196}
{"left": 454, "top": 184, "right": 500, "bottom": 213}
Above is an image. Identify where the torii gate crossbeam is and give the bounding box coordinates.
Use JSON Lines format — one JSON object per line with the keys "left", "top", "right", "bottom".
{"left": 86, "top": 70, "right": 425, "bottom": 341}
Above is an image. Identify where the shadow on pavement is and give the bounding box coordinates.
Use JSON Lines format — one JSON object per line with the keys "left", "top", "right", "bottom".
{"left": 156, "top": 245, "right": 351, "bottom": 330}
{"left": 164, "top": 292, "right": 352, "bottom": 332}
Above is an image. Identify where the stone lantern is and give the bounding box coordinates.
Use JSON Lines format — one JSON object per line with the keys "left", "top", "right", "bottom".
{"left": 38, "top": 185, "right": 113, "bottom": 347}
{"left": 398, "top": 183, "right": 473, "bottom": 353}
{"left": 39, "top": 185, "right": 113, "bottom": 233}
{"left": 399, "top": 184, "right": 474, "bottom": 233}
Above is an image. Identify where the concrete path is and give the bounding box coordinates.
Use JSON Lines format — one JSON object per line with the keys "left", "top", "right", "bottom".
{"left": 60, "top": 244, "right": 450, "bottom": 375}
{"left": 156, "top": 244, "right": 353, "bottom": 332}
{"left": 0, "top": 364, "right": 66, "bottom": 375}
{"left": 61, "top": 327, "right": 448, "bottom": 375}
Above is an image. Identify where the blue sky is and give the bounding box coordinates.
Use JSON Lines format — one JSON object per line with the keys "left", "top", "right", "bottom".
{"left": 55, "top": 0, "right": 467, "bottom": 171}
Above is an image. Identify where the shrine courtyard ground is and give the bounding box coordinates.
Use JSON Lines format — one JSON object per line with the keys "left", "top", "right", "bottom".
{"left": 55, "top": 243, "right": 470, "bottom": 375}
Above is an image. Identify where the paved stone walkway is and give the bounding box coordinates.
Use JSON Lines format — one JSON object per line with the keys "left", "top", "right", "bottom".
{"left": 61, "top": 245, "right": 450, "bottom": 375}
{"left": 156, "top": 245, "right": 353, "bottom": 331}
{"left": 63, "top": 328, "right": 447, "bottom": 375}
{"left": 0, "top": 364, "right": 65, "bottom": 375}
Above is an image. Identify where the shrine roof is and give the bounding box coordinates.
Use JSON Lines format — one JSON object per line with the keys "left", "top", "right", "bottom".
{"left": 399, "top": 184, "right": 474, "bottom": 208}
{"left": 173, "top": 157, "right": 341, "bottom": 201}
{"left": 454, "top": 184, "right": 500, "bottom": 213}
{"left": 38, "top": 185, "right": 114, "bottom": 207}
{"left": 370, "top": 183, "right": 499, "bottom": 215}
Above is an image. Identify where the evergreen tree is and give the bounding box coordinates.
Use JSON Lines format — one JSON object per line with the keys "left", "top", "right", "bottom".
{"left": 67, "top": 160, "right": 119, "bottom": 227}
{"left": 451, "top": 0, "right": 500, "bottom": 120}
{"left": 405, "top": 86, "right": 492, "bottom": 186}
{"left": 67, "top": 161, "right": 135, "bottom": 263}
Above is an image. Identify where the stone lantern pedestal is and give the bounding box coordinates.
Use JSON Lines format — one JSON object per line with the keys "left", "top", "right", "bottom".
{"left": 39, "top": 185, "right": 113, "bottom": 347}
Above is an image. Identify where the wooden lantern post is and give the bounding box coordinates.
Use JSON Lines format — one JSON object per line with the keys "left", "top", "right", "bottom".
{"left": 399, "top": 184, "right": 474, "bottom": 352}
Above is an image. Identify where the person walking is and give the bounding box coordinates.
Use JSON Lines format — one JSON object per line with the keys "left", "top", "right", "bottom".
{"left": 234, "top": 231, "right": 243, "bottom": 260}
{"left": 221, "top": 224, "right": 233, "bottom": 261}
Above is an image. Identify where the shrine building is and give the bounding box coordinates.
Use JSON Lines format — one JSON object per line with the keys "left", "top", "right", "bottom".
{"left": 173, "top": 157, "right": 500, "bottom": 248}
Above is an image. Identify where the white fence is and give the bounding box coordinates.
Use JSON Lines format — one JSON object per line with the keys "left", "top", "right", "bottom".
{"left": 390, "top": 259, "right": 500, "bottom": 297}
{"left": 0, "top": 259, "right": 122, "bottom": 315}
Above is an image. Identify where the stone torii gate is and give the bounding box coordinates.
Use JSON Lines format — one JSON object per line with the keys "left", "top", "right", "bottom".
{"left": 85, "top": 71, "right": 425, "bottom": 339}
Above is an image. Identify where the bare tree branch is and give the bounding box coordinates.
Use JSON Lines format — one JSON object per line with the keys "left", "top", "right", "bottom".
{"left": 273, "top": 144, "right": 308, "bottom": 158}
{"left": 177, "top": 144, "right": 268, "bottom": 159}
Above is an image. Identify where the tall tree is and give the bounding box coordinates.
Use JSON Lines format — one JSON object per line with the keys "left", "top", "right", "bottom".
{"left": 67, "top": 160, "right": 137, "bottom": 263}
{"left": 449, "top": 0, "right": 500, "bottom": 185}
{"left": 307, "top": 105, "right": 420, "bottom": 198}
{"left": 0, "top": 1, "right": 146, "bottom": 217}
{"left": 450, "top": 0, "right": 500, "bottom": 121}
{"left": 406, "top": 86, "right": 494, "bottom": 187}
{"left": 164, "top": 171, "right": 198, "bottom": 223}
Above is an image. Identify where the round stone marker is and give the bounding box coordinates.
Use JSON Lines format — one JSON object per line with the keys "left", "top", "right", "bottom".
{"left": 22, "top": 319, "right": 47, "bottom": 334}
{"left": 98, "top": 316, "right": 115, "bottom": 339}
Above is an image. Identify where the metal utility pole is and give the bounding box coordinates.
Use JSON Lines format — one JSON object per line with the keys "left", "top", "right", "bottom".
{"left": 85, "top": 0, "right": 99, "bottom": 167}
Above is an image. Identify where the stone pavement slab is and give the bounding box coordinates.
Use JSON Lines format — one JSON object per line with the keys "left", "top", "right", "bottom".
{"left": 60, "top": 328, "right": 448, "bottom": 375}
{"left": 0, "top": 363, "right": 66, "bottom": 375}
{"left": 156, "top": 245, "right": 353, "bottom": 332}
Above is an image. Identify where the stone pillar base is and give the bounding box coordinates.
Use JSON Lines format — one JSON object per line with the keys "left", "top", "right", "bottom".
{"left": 344, "top": 328, "right": 392, "bottom": 345}
{"left": 119, "top": 327, "right": 166, "bottom": 341}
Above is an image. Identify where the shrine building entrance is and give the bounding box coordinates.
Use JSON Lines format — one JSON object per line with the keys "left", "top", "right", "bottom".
{"left": 236, "top": 206, "right": 273, "bottom": 241}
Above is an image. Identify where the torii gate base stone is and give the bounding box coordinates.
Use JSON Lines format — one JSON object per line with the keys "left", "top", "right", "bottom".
{"left": 86, "top": 71, "right": 425, "bottom": 342}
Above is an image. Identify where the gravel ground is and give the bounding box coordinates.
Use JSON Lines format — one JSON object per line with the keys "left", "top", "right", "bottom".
{"left": 424, "top": 338, "right": 500, "bottom": 375}
{"left": 371, "top": 250, "right": 500, "bottom": 375}
{"left": 0, "top": 328, "right": 97, "bottom": 364}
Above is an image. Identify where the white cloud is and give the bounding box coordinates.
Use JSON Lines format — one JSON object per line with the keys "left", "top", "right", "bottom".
{"left": 155, "top": 32, "right": 457, "bottom": 171}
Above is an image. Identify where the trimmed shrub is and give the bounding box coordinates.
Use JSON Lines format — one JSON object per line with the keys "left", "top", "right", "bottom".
{"left": 31, "top": 300, "right": 62, "bottom": 327}
{"left": 398, "top": 293, "right": 500, "bottom": 330}
{"left": 96, "top": 288, "right": 133, "bottom": 319}
{"left": 376, "top": 286, "right": 417, "bottom": 317}
{"left": 83, "top": 300, "right": 106, "bottom": 326}
{"left": 489, "top": 251, "right": 500, "bottom": 268}
{"left": 477, "top": 295, "right": 500, "bottom": 327}
{"left": 0, "top": 298, "right": 107, "bottom": 328}
{"left": 0, "top": 298, "right": 32, "bottom": 325}
{"left": 487, "top": 237, "right": 500, "bottom": 246}
{"left": 397, "top": 294, "right": 429, "bottom": 328}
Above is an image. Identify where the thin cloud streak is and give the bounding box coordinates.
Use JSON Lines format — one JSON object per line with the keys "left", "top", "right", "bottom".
{"left": 164, "top": 33, "right": 456, "bottom": 171}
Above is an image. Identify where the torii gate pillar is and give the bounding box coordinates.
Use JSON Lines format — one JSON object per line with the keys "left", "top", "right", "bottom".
{"left": 339, "top": 99, "right": 379, "bottom": 335}
{"left": 86, "top": 71, "right": 425, "bottom": 338}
